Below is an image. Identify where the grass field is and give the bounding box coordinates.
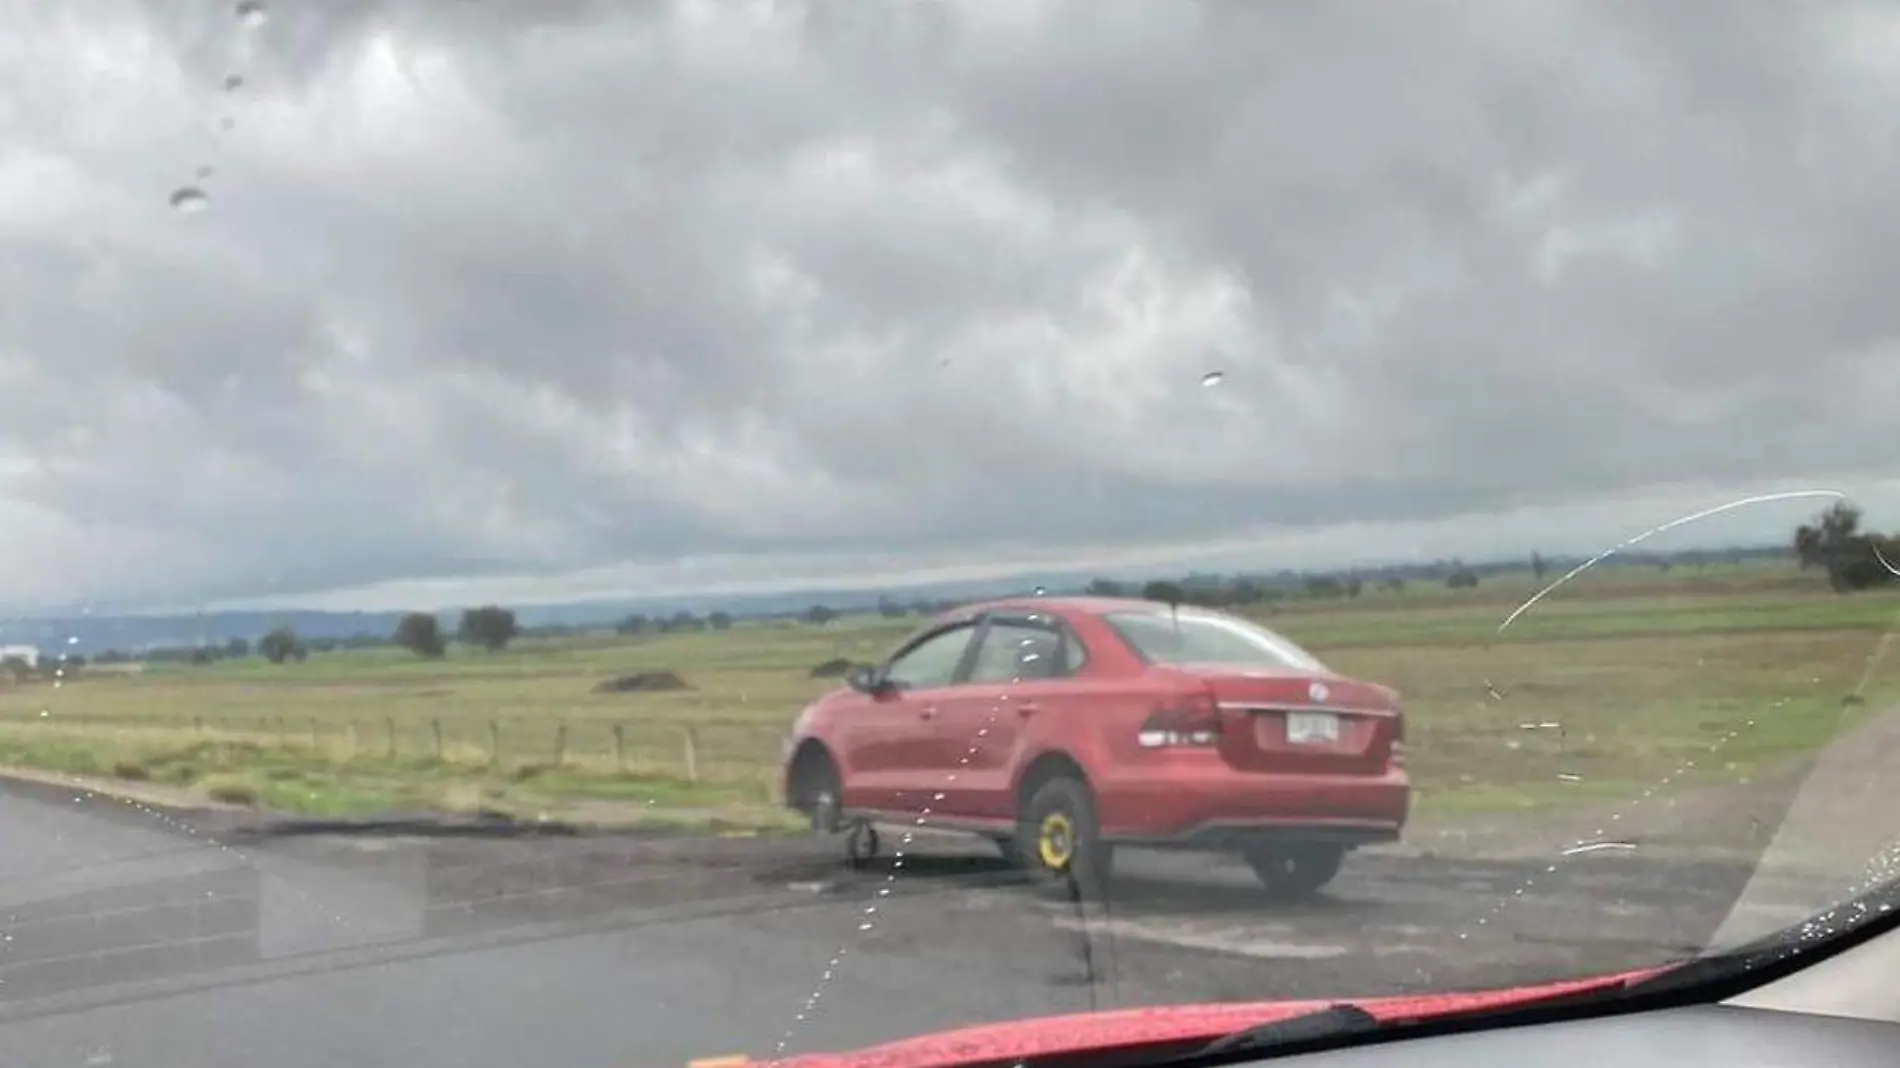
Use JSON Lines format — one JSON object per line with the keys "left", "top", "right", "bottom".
{"left": 2, "top": 561, "right": 1897, "bottom": 833}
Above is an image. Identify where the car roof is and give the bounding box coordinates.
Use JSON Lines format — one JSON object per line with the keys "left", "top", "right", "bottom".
{"left": 931, "top": 595, "right": 1183, "bottom": 623}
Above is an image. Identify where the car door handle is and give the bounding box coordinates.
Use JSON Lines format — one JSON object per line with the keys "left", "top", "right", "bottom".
{"left": 1017, "top": 703, "right": 1039, "bottom": 717}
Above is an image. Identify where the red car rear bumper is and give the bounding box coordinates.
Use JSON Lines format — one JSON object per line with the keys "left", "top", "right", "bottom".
{"left": 1090, "top": 759, "right": 1410, "bottom": 849}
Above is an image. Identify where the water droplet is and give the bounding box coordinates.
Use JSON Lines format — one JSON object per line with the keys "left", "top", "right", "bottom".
{"left": 1556, "top": 772, "right": 1582, "bottom": 783}
{"left": 1200, "top": 370, "right": 1225, "bottom": 387}
{"left": 224, "top": 74, "right": 245, "bottom": 92}
{"left": 169, "top": 187, "right": 209, "bottom": 213}
{"left": 236, "top": 0, "right": 266, "bottom": 27}
{"left": 1033, "top": 586, "right": 1046, "bottom": 596}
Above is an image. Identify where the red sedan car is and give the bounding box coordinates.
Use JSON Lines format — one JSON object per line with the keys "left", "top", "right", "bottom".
{"left": 781, "top": 596, "right": 1409, "bottom": 897}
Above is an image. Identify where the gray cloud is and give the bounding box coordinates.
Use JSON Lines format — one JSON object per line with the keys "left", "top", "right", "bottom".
{"left": 2, "top": 0, "right": 1899, "bottom": 609}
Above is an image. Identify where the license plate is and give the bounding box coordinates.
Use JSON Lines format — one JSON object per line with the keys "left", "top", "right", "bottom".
{"left": 1286, "top": 712, "right": 1340, "bottom": 745}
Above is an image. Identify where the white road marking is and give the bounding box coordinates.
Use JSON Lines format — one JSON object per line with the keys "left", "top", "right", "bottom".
{"left": 1047, "top": 914, "right": 1352, "bottom": 959}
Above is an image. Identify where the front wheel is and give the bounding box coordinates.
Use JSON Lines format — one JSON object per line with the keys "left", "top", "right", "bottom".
{"left": 1015, "top": 776, "right": 1114, "bottom": 898}
{"left": 789, "top": 750, "right": 843, "bottom": 834}
{"left": 1243, "top": 844, "right": 1344, "bottom": 900}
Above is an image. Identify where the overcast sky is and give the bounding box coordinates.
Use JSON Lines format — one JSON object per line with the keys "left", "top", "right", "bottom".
{"left": 3, "top": 0, "right": 1900, "bottom": 613}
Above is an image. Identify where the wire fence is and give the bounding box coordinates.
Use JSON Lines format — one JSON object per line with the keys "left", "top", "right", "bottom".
{"left": 0, "top": 711, "right": 783, "bottom": 789}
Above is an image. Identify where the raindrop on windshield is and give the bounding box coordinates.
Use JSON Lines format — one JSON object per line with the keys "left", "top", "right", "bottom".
{"left": 235, "top": 0, "right": 267, "bottom": 27}
{"left": 168, "top": 187, "right": 209, "bottom": 213}
{"left": 1199, "top": 369, "right": 1225, "bottom": 387}
{"left": 224, "top": 74, "right": 245, "bottom": 92}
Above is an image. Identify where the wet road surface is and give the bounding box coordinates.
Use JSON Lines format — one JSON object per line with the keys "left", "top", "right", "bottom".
{"left": 0, "top": 780, "right": 1854, "bottom": 1068}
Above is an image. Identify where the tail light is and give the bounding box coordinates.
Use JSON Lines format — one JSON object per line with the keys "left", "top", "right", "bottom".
{"left": 1137, "top": 690, "right": 1221, "bottom": 749}
{"left": 1388, "top": 710, "right": 1406, "bottom": 768}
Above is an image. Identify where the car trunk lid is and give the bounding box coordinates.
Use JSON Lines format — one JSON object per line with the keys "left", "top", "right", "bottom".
{"left": 1162, "top": 663, "right": 1401, "bottom": 775}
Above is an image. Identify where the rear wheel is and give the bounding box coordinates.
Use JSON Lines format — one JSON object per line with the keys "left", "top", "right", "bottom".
{"left": 1015, "top": 776, "right": 1113, "bottom": 897}
{"left": 1244, "top": 844, "right": 1344, "bottom": 900}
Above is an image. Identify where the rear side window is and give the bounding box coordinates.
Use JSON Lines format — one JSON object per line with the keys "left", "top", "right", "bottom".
{"left": 967, "top": 620, "right": 1076, "bottom": 682}
{"left": 1103, "top": 610, "right": 1327, "bottom": 671}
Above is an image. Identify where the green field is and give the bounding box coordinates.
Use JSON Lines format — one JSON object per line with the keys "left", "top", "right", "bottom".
{"left": 3, "top": 562, "right": 1896, "bottom": 833}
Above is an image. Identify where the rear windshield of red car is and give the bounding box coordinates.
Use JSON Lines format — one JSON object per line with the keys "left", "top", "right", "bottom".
{"left": 1103, "top": 610, "right": 1329, "bottom": 672}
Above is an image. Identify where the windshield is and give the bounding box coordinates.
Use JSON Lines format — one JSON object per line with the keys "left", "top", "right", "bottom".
{"left": 2, "top": 4, "right": 1898, "bottom": 1068}
{"left": 1104, "top": 610, "right": 1329, "bottom": 672}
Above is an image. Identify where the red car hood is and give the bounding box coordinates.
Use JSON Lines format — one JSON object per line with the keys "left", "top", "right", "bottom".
{"left": 749, "top": 966, "right": 1668, "bottom": 1068}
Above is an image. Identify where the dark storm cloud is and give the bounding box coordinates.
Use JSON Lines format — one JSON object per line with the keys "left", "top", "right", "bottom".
{"left": 1, "top": 0, "right": 1898, "bottom": 608}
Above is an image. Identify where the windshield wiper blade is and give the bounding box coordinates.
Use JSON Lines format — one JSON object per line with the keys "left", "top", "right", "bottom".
{"left": 1196, "top": 1003, "right": 1380, "bottom": 1057}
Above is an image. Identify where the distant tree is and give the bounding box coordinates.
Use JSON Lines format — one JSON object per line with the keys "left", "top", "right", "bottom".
{"left": 257, "top": 626, "right": 302, "bottom": 665}
{"left": 224, "top": 637, "right": 252, "bottom": 659}
{"left": 805, "top": 604, "right": 840, "bottom": 625}
{"left": 1141, "top": 580, "right": 1185, "bottom": 605}
{"left": 1, "top": 655, "right": 30, "bottom": 679}
{"left": 615, "top": 613, "right": 650, "bottom": 636}
{"left": 187, "top": 647, "right": 215, "bottom": 665}
{"left": 876, "top": 597, "right": 906, "bottom": 619}
{"left": 1794, "top": 503, "right": 1900, "bottom": 593}
{"left": 708, "top": 610, "right": 734, "bottom": 631}
{"left": 394, "top": 612, "right": 446, "bottom": 658}
{"left": 1085, "top": 577, "right": 1128, "bottom": 598}
{"left": 1531, "top": 552, "right": 1548, "bottom": 581}
{"left": 1344, "top": 577, "right": 1363, "bottom": 598}
{"left": 660, "top": 610, "right": 703, "bottom": 633}
{"left": 1446, "top": 569, "right": 1480, "bottom": 589}
{"left": 457, "top": 605, "right": 519, "bottom": 652}
{"left": 1304, "top": 576, "right": 1344, "bottom": 599}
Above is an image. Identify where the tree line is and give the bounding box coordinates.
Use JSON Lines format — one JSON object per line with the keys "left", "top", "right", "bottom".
{"left": 62, "top": 517, "right": 1865, "bottom": 671}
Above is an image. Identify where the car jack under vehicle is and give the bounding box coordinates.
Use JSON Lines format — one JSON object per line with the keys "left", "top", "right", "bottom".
{"left": 808, "top": 790, "right": 882, "bottom": 868}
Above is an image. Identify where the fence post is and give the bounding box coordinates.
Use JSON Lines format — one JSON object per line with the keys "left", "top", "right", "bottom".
{"left": 489, "top": 720, "right": 501, "bottom": 770}
{"left": 683, "top": 727, "right": 700, "bottom": 784}
{"left": 385, "top": 716, "right": 397, "bottom": 760}
{"left": 613, "top": 723, "right": 626, "bottom": 772}
{"left": 553, "top": 722, "right": 568, "bottom": 767}
{"left": 308, "top": 717, "right": 319, "bottom": 750}
{"left": 431, "top": 718, "right": 444, "bottom": 760}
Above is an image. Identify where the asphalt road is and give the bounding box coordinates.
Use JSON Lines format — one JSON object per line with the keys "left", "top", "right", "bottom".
{"left": 0, "top": 781, "right": 1858, "bottom": 1068}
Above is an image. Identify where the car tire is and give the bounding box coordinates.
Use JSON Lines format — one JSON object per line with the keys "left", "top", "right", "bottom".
{"left": 789, "top": 749, "right": 843, "bottom": 835}
{"left": 1244, "top": 844, "right": 1344, "bottom": 900}
{"left": 1015, "top": 775, "right": 1113, "bottom": 898}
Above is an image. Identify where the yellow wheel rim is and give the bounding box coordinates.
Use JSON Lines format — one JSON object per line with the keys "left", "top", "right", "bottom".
{"left": 1037, "top": 812, "right": 1075, "bottom": 869}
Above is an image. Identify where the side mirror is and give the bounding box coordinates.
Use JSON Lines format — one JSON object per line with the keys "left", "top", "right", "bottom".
{"left": 844, "top": 664, "right": 887, "bottom": 695}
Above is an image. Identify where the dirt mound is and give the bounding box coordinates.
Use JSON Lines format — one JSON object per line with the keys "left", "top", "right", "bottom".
{"left": 808, "top": 658, "right": 857, "bottom": 679}
{"left": 593, "top": 671, "right": 691, "bottom": 694}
